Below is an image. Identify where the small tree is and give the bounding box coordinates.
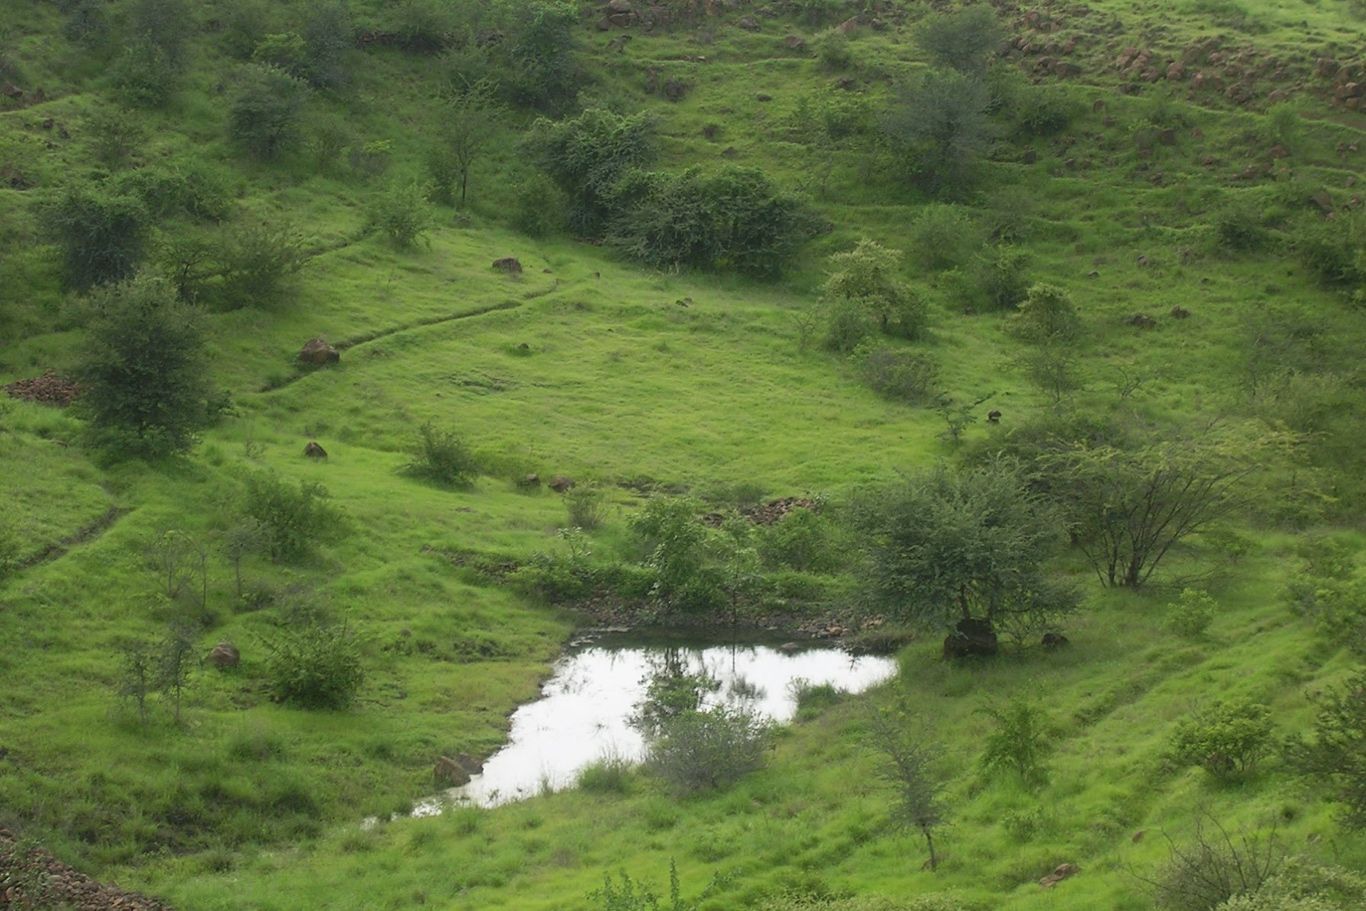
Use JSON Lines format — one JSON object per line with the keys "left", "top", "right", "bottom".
{"left": 404, "top": 422, "right": 480, "bottom": 487}
{"left": 216, "top": 220, "right": 307, "bottom": 309}
{"left": 882, "top": 70, "right": 996, "bottom": 196}
{"left": 367, "top": 180, "right": 434, "bottom": 248}
{"left": 242, "top": 472, "right": 342, "bottom": 561}
{"left": 430, "top": 85, "right": 498, "bottom": 206}
{"left": 1009, "top": 284, "right": 1081, "bottom": 344}
{"left": 221, "top": 518, "right": 267, "bottom": 599}
{"left": 1170, "top": 700, "right": 1274, "bottom": 779}
{"left": 157, "top": 626, "right": 196, "bottom": 725}
{"left": 913, "top": 6, "right": 1004, "bottom": 76}
{"left": 824, "top": 240, "right": 927, "bottom": 341}
{"left": 1286, "top": 670, "right": 1366, "bottom": 829}
{"left": 850, "top": 461, "right": 1074, "bottom": 640}
{"left": 980, "top": 697, "right": 1052, "bottom": 788}
{"left": 264, "top": 618, "right": 365, "bottom": 709}
{"left": 867, "top": 707, "right": 948, "bottom": 870}
{"left": 1165, "top": 589, "right": 1217, "bottom": 639}
{"left": 228, "top": 64, "right": 309, "bottom": 160}
{"left": 118, "top": 641, "right": 157, "bottom": 725}
{"left": 44, "top": 183, "right": 150, "bottom": 291}
{"left": 75, "top": 275, "right": 218, "bottom": 457}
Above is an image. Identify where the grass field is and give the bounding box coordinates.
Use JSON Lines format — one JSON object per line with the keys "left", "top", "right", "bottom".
{"left": 1, "top": 0, "right": 1363, "bottom": 908}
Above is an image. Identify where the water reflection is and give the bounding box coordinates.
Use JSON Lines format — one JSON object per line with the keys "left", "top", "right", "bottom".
{"left": 413, "top": 636, "right": 898, "bottom": 812}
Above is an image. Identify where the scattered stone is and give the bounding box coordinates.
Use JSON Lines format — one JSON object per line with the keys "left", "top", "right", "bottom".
{"left": 492, "top": 257, "right": 522, "bottom": 274}
{"left": 207, "top": 642, "right": 240, "bottom": 669}
{"left": 755, "top": 92, "right": 773, "bottom": 102}
{"left": 518, "top": 473, "right": 541, "bottom": 489}
{"left": 987, "top": 409, "right": 1002, "bottom": 423}
{"left": 298, "top": 337, "right": 340, "bottom": 366}
{"left": 1039, "top": 863, "right": 1079, "bottom": 888}
{"left": 1041, "top": 632, "right": 1070, "bottom": 649}
{"left": 784, "top": 35, "right": 806, "bottom": 51}
{"left": 434, "top": 755, "right": 473, "bottom": 787}
{"left": 303, "top": 441, "right": 328, "bottom": 460}
{"left": 3, "top": 370, "right": 81, "bottom": 407}
{"left": 1170, "top": 305, "right": 1190, "bottom": 319}
{"left": 738, "top": 16, "right": 760, "bottom": 31}
{"left": 1310, "top": 191, "right": 1334, "bottom": 214}
{"left": 549, "top": 475, "right": 575, "bottom": 493}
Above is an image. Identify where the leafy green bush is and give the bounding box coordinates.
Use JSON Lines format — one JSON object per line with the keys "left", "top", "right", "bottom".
{"left": 980, "top": 697, "right": 1051, "bottom": 787}
{"left": 1285, "top": 670, "right": 1366, "bottom": 829}
{"left": 228, "top": 64, "right": 309, "bottom": 160}
{"left": 265, "top": 619, "right": 365, "bottom": 709}
{"left": 1008, "top": 283, "right": 1082, "bottom": 343}
{"left": 298, "top": 0, "right": 355, "bottom": 89}
{"left": 813, "top": 28, "right": 854, "bottom": 70}
{"left": 1217, "top": 859, "right": 1366, "bottom": 911}
{"left": 367, "top": 180, "right": 434, "bottom": 248}
{"left": 608, "top": 166, "right": 816, "bottom": 278}
{"left": 858, "top": 347, "right": 940, "bottom": 405}
{"left": 526, "top": 108, "right": 657, "bottom": 235}
{"left": 515, "top": 528, "right": 600, "bottom": 602}
{"left": 509, "top": 171, "right": 567, "bottom": 237}
{"left": 1295, "top": 213, "right": 1365, "bottom": 303}
{"left": 75, "top": 275, "right": 219, "bottom": 458}
{"left": 1212, "top": 204, "right": 1269, "bottom": 252}
{"left": 404, "top": 422, "right": 480, "bottom": 488}
{"left": 759, "top": 506, "right": 837, "bottom": 573}
{"left": 215, "top": 221, "right": 307, "bottom": 309}
{"left": 645, "top": 704, "right": 771, "bottom": 795}
{"left": 1170, "top": 700, "right": 1273, "bottom": 779}
{"left": 1012, "top": 86, "right": 1077, "bottom": 138}
{"left": 824, "top": 240, "right": 927, "bottom": 341}
{"left": 110, "top": 37, "right": 179, "bottom": 107}
{"left": 960, "top": 246, "right": 1030, "bottom": 311}
{"left": 1165, "top": 589, "right": 1217, "bottom": 639}
{"left": 114, "top": 159, "right": 234, "bottom": 222}
{"left": 908, "top": 205, "right": 980, "bottom": 272}
{"left": 565, "top": 485, "right": 606, "bottom": 530}
{"left": 823, "top": 300, "right": 872, "bottom": 353}
{"left": 44, "top": 182, "right": 150, "bottom": 291}
{"left": 252, "top": 32, "right": 309, "bottom": 76}
{"left": 242, "top": 473, "right": 342, "bottom": 562}
{"left": 629, "top": 498, "right": 721, "bottom": 612}
{"left": 883, "top": 70, "right": 996, "bottom": 196}
{"left": 62, "top": 0, "right": 111, "bottom": 48}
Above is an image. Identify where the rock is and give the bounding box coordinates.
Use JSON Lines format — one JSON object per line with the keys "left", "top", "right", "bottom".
{"left": 1052, "top": 61, "right": 1081, "bottom": 77}
{"left": 1092, "top": 99, "right": 1106, "bottom": 112}
{"left": 784, "top": 35, "right": 806, "bottom": 50}
{"left": 518, "top": 473, "right": 541, "bottom": 488}
{"left": 738, "top": 16, "right": 760, "bottom": 30}
{"left": 492, "top": 257, "right": 522, "bottom": 274}
{"left": 1126, "top": 313, "right": 1157, "bottom": 329}
{"left": 3, "top": 370, "right": 82, "bottom": 407}
{"left": 943, "top": 617, "right": 998, "bottom": 659}
{"left": 1310, "top": 191, "right": 1334, "bottom": 214}
{"left": 208, "top": 642, "right": 240, "bottom": 669}
{"left": 987, "top": 409, "right": 1002, "bottom": 423}
{"left": 755, "top": 92, "right": 773, "bottom": 101}
{"left": 1314, "top": 57, "right": 1338, "bottom": 78}
{"left": 303, "top": 441, "right": 328, "bottom": 460}
{"left": 836, "top": 17, "right": 859, "bottom": 34}
{"left": 1039, "top": 863, "right": 1079, "bottom": 888}
{"left": 663, "top": 78, "right": 688, "bottom": 101}
{"left": 549, "top": 475, "right": 575, "bottom": 493}
{"left": 298, "top": 337, "right": 340, "bottom": 365}
{"left": 1170, "top": 305, "right": 1190, "bottom": 319}
{"left": 1268, "top": 144, "right": 1290, "bottom": 159}
{"left": 1041, "top": 632, "right": 1070, "bottom": 649}
{"left": 434, "top": 755, "right": 471, "bottom": 787}
{"left": 1166, "top": 61, "right": 1185, "bottom": 80}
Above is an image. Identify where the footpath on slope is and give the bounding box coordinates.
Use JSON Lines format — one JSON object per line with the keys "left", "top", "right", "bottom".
{"left": 0, "top": 828, "right": 173, "bottom": 910}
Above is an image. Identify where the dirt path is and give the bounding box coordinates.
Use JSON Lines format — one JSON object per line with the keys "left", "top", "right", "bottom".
{"left": 16, "top": 505, "right": 131, "bottom": 573}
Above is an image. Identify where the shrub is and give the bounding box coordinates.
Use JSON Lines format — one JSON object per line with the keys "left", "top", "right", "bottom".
{"left": 75, "top": 275, "right": 218, "bottom": 457}
{"left": 298, "top": 0, "right": 354, "bottom": 89}
{"left": 913, "top": 6, "right": 1004, "bottom": 75}
{"left": 578, "top": 754, "right": 633, "bottom": 794}
{"left": 215, "top": 221, "right": 307, "bottom": 309}
{"left": 265, "top": 619, "right": 365, "bottom": 709}
{"left": 1285, "top": 670, "right": 1366, "bottom": 829}
{"left": 126, "top": 0, "right": 194, "bottom": 67}
{"left": 367, "top": 180, "right": 434, "bottom": 248}
{"left": 908, "top": 205, "right": 979, "bottom": 272}
{"left": 608, "top": 166, "right": 816, "bottom": 278}
{"left": 110, "top": 37, "right": 179, "bottom": 107}
{"left": 980, "top": 697, "right": 1051, "bottom": 787}
{"left": 228, "top": 64, "right": 309, "bottom": 159}
{"left": 113, "top": 159, "right": 235, "bottom": 222}
{"left": 44, "top": 182, "right": 149, "bottom": 292}
{"left": 1212, "top": 204, "right": 1268, "bottom": 252}
{"left": 565, "top": 485, "right": 606, "bottom": 530}
{"left": 404, "top": 422, "right": 480, "bottom": 488}
{"left": 883, "top": 71, "right": 996, "bottom": 196}
{"left": 220, "top": 0, "right": 272, "bottom": 59}
{"left": 823, "top": 301, "right": 872, "bottom": 353}
{"left": 62, "top": 0, "right": 111, "bottom": 48}
{"left": 859, "top": 347, "right": 940, "bottom": 405}
{"left": 1295, "top": 213, "right": 1366, "bottom": 301}
{"left": 515, "top": 528, "right": 599, "bottom": 602}
{"left": 85, "top": 106, "right": 144, "bottom": 169}
{"left": 1165, "top": 589, "right": 1217, "bottom": 639}
{"left": 1153, "top": 815, "right": 1282, "bottom": 911}
{"left": 242, "top": 473, "right": 342, "bottom": 561}
{"left": 1008, "top": 283, "right": 1081, "bottom": 343}
{"left": 630, "top": 498, "right": 720, "bottom": 612}
{"left": 509, "top": 171, "right": 567, "bottom": 237}
{"left": 1218, "top": 859, "right": 1366, "bottom": 911}
{"left": 526, "top": 108, "right": 658, "bottom": 235}
{"left": 824, "top": 240, "right": 927, "bottom": 341}
{"left": 1012, "top": 86, "right": 1076, "bottom": 137}
{"left": 961, "top": 246, "right": 1030, "bottom": 311}
{"left": 759, "top": 506, "right": 837, "bottom": 573}
{"left": 252, "top": 32, "right": 309, "bottom": 77}
{"left": 813, "top": 28, "right": 854, "bottom": 70}
{"left": 645, "top": 704, "right": 771, "bottom": 795}
{"left": 1170, "top": 700, "right": 1274, "bottom": 779}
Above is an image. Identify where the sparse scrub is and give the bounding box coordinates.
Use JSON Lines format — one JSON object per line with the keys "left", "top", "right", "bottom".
{"left": 264, "top": 618, "right": 365, "bottom": 709}
{"left": 858, "top": 346, "right": 940, "bottom": 405}
{"left": 645, "top": 704, "right": 771, "bottom": 795}
{"left": 228, "top": 64, "right": 309, "bottom": 160}
{"left": 367, "top": 180, "right": 434, "bottom": 248}
{"left": 1151, "top": 815, "right": 1282, "bottom": 911}
{"left": 404, "top": 422, "right": 480, "bottom": 488}
{"left": 564, "top": 484, "right": 606, "bottom": 530}
{"left": 242, "top": 473, "right": 342, "bottom": 561}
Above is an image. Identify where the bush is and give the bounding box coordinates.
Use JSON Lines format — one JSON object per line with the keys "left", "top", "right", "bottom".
{"left": 1170, "top": 700, "right": 1273, "bottom": 779}
{"left": 645, "top": 704, "right": 771, "bottom": 795}
{"left": 882, "top": 71, "right": 996, "bottom": 196}
{"left": 980, "top": 697, "right": 1051, "bottom": 787}
{"left": 859, "top": 347, "right": 940, "bottom": 405}
{"left": 44, "top": 183, "right": 150, "bottom": 291}
{"left": 252, "top": 31, "right": 309, "bottom": 77}
{"left": 265, "top": 619, "right": 365, "bottom": 709}
{"left": 509, "top": 171, "right": 567, "bottom": 237}
{"left": 242, "top": 473, "right": 342, "bottom": 561}
{"left": 908, "top": 205, "right": 980, "bottom": 272}
{"left": 110, "top": 38, "right": 179, "bottom": 107}
{"left": 367, "top": 180, "right": 434, "bottom": 248}
{"left": 298, "top": 0, "right": 354, "bottom": 89}
{"left": 1212, "top": 205, "right": 1268, "bottom": 252}
{"left": 630, "top": 498, "right": 720, "bottom": 612}
{"left": 62, "top": 0, "right": 111, "bottom": 48}
{"left": 913, "top": 6, "right": 1004, "bottom": 75}
{"left": 813, "top": 28, "right": 855, "bottom": 70}
{"left": 220, "top": 0, "right": 272, "bottom": 59}
{"left": 1012, "top": 86, "right": 1077, "bottom": 137}
{"left": 823, "top": 301, "right": 872, "bottom": 353}
{"left": 1218, "top": 860, "right": 1366, "bottom": 911}
{"left": 1165, "top": 589, "right": 1217, "bottom": 639}
{"left": 1295, "top": 213, "right": 1366, "bottom": 302}
{"left": 565, "top": 485, "right": 606, "bottom": 530}
{"left": 961, "top": 246, "right": 1030, "bottom": 311}
{"left": 215, "top": 220, "right": 307, "bottom": 309}
{"left": 75, "top": 275, "right": 218, "bottom": 458}
{"left": 759, "top": 506, "right": 837, "bottom": 573}
{"left": 1285, "top": 670, "right": 1366, "bottom": 829}
{"left": 126, "top": 0, "right": 195, "bottom": 67}
{"left": 228, "top": 64, "right": 309, "bottom": 159}
{"left": 526, "top": 108, "right": 658, "bottom": 235}
{"left": 85, "top": 105, "right": 143, "bottom": 169}
{"left": 1008, "top": 283, "right": 1081, "bottom": 343}
{"left": 113, "top": 159, "right": 234, "bottom": 222}
{"left": 404, "top": 422, "right": 480, "bottom": 488}
{"left": 1153, "top": 815, "right": 1282, "bottom": 911}
{"left": 823, "top": 240, "right": 927, "bottom": 341}
{"left": 608, "top": 166, "right": 816, "bottom": 278}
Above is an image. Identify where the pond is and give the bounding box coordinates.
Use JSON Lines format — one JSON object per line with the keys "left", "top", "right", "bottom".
{"left": 412, "top": 632, "right": 899, "bottom": 812}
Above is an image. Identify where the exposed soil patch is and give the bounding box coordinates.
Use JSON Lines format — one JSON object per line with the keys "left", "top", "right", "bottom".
{"left": 0, "top": 827, "right": 174, "bottom": 910}
{"left": 3, "top": 370, "right": 81, "bottom": 407}
{"left": 703, "top": 496, "right": 820, "bottom": 527}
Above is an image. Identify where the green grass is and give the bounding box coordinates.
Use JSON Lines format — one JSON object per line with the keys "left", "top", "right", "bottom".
{"left": 0, "top": 0, "right": 1363, "bottom": 908}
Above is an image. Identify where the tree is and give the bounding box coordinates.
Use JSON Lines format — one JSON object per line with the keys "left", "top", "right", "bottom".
{"left": 526, "top": 107, "right": 658, "bottom": 235}
{"left": 44, "top": 183, "right": 150, "bottom": 291}
{"left": 824, "top": 240, "right": 927, "bottom": 341}
{"left": 980, "top": 697, "right": 1052, "bottom": 787}
{"left": 228, "top": 64, "right": 309, "bottom": 160}
{"left": 913, "top": 7, "right": 1005, "bottom": 76}
{"left": 850, "top": 461, "right": 1074, "bottom": 644}
{"left": 866, "top": 707, "right": 947, "bottom": 870}
{"left": 1286, "top": 670, "right": 1366, "bottom": 829}
{"left": 436, "top": 88, "right": 497, "bottom": 206}
{"left": 882, "top": 70, "right": 996, "bottom": 196}
{"left": 1040, "top": 433, "right": 1279, "bottom": 588}
{"left": 75, "top": 275, "right": 218, "bottom": 457}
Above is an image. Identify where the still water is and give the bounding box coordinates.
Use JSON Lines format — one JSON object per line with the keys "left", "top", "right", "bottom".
{"left": 413, "top": 635, "right": 899, "bottom": 812}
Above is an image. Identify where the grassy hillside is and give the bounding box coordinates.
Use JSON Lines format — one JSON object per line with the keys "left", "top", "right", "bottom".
{"left": 1, "top": 0, "right": 1363, "bottom": 909}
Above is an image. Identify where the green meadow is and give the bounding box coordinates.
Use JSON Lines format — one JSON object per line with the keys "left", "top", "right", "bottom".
{"left": 0, "top": 0, "right": 1363, "bottom": 909}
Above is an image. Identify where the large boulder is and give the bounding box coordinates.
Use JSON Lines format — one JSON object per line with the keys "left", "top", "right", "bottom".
{"left": 208, "top": 642, "right": 241, "bottom": 669}
{"left": 433, "top": 753, "right": 482, "bottom": 787}
{"left": 492, "top": 257, "right": 523, "bottom": 274}
{"left": 298, "top": 337, "right": 340, "bottom": 366}
{"left": 943, "top": 617, "right": 998, "bottom": 659}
